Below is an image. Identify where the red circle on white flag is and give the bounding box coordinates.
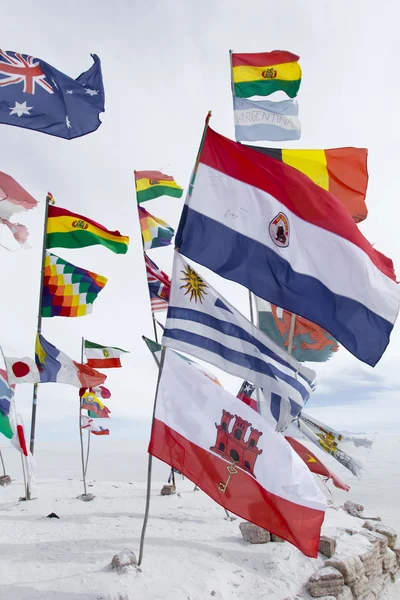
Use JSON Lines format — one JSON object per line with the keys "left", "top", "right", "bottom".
{"left": 12, "top": 361, "right": 30, "bottom": 378}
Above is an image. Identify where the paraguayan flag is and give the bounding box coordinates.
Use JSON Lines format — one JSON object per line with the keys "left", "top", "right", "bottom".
{"left": 162, "top": 252, "right": 316, "bottom": 431}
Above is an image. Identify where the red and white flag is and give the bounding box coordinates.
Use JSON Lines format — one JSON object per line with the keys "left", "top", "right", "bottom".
{"left": 3, "top": 355, "right": 40, "bottom": 385}
{"left": 149, "top": 349, "right": 326, "bottom": 558}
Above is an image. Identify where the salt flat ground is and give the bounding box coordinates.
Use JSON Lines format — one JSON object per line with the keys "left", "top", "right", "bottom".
{"left": 0, "top": 434, "right": 399, "bottom": 600}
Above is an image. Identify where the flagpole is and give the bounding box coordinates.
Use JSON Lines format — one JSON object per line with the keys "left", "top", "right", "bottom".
{"left": 0, "top": 450, "right": 5, "bottom": 477}
{"left": 29, "top": 192, "right": 52, "bottom": 461}
{"left": 152, "top": 314, "right": 159, "bottom": 344}
{"left": 247, "top": 291, "right": 262, "bottom": 414}
{"left": 287, "top": 312, "right": 297, "bottom": 356}
{"left": 138, "top": 346, "right": 166, "bottom": 567}
{"left": 186, "top": 111, "right": 212, "bottom": 205}
{"left": 79, "top": 336, "right": 88, "bottom": 497}
{"left": 84, "top": 427, "right": 91, "bottom": 477}
{"left": 21, "top": 453, "right": 27, "bottom": 497}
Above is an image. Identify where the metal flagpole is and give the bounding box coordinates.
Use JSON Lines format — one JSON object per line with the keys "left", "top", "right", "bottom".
{"left": 29, "top": 192, "right": 52, "bottom": 459}
{"left": 0, "top": 450, "right": 6, "bottom": 477}
{"left": 138, "top": 346, "right": 167, "bottom": 567}
{"left": 79, "top": 336, "right": 88, "bottom": 497}
{"left": 84, "top": 428, "right": 91, "bottom": 478}
{"left": 152, "top": 314, "right": 159, "bottom": 344}
{"left": 287, "top": 312, "right": 297, "bottom": 356}
{"left": 21, "top": 454, "right": 27, "bottom": 497}
{"left": 247, "top": 291, "right": 262, "bottom": 414}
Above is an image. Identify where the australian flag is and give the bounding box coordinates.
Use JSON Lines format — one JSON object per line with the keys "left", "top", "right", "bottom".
{"left": 0, "top": 50, "right": 105, "bottom": 139}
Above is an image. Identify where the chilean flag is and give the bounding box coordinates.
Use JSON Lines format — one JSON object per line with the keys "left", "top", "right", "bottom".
{"left": 176, "top": 126, "right": 400, "bottom": 367}
{"left": 149, "top": 349, "right": 326, "bottom": 558}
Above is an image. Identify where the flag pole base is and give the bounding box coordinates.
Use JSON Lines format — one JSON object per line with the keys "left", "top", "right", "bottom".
{"left": 77, "top": 493, "right": 95, "bottom": 502}
{"left": 0, "top": 475, "right": 11, "bottom": 486}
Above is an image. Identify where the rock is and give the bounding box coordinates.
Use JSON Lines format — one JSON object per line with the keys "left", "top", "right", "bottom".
{"left": 359, "top": 530, "right": 388, "bottom": 556}
{"left": 325, "top": 555, "right": 364, "bottom": 586}
{"left": 382, "top": 548, "right": 397, "bottom": 574}
{"left": 344, "top": 528, "right": 358, "bottom": 536}
{"left": 270, "top": 533, "right": 285, "bottom": 543}
{"left": 344, "top": 500, "right": 364, "bottom": 517}
{"left": 111, "top": 549, "right": 137, "bottom": 571}
{"left": 336, "top": 586, "right": 352, "bottom": 600}
{"left": 362, "top": 515, "right": 381, "bottom": 521}
{"left": 363, "top": 520, "right": 375, "bottom": 531}
{"left": 239, "top": 522, "right": 270, "bottom": 544}
{"left": 319, "top": 536, "right": 337, "bottom": 558}
{"left": 350, "top": 574, "right": 370, "bottom": 598}
{"left": 46, "top": 512, "right": 60, "bottom": 519}
{"left": 308, "top": 566, "right": 344, "bottom": 598}
{"left": 0, "top": 475, "right": 11, "bottom": 486}
{"left": 374, "top": 524, "right": 397, "bottom": 549}
{"left": 160, "top": 484, "right": 176, "bottom": 496}
{"left": 77, "top": 493, "right": 95, "bottom": 502}
{"left": 393, "top": 547, "right": 400, "bottom": 567}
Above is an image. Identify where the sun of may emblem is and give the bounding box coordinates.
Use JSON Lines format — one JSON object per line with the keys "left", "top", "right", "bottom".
{"left": 180, "top": 265, "right": 208, "bottom": 303}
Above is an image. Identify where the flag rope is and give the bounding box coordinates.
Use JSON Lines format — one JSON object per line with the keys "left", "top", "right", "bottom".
{"left": 79, "top": 336, "right": 88, "bottom": 497}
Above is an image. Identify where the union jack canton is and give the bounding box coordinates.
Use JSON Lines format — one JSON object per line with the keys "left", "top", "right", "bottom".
{"left": 144, "top": 253, "right": 171, "bottom": 312}
{"left": 0, "top": 50, "right": 105, "bottom": 139}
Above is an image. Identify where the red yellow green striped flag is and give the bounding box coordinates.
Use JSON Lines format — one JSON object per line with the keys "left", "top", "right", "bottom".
{"left": 46, "top": 205, "right": 129, "bottom": 254}
{"left": 232, "top": 50, "right": 301, "bottom": 98}
{"left": 135, "top": 170, "right": 183, "bottom": 203}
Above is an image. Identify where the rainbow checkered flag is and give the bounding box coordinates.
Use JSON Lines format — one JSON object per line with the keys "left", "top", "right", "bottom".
{"left": 138, "top": 206, "right": 174, "bottom": 250}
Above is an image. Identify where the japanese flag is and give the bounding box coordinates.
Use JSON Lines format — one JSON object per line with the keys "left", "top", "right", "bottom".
{"left": 4, "top": 356, "right": 39, "bottom": 385}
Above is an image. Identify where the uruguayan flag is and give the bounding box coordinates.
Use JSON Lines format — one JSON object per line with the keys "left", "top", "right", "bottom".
{"left": 163, "top": 253, "right": 316, "bottom": 431}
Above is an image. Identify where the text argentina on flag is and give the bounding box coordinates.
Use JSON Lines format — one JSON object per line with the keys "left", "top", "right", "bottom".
{"left": 150, "top": 349, "right": 326, "bottom": 557}
{"left": 233, "top": 97, "right": 301, "bottom": 143}
{"left": 175, "top": 126, "right": 400, "bottom": 367}
{"left": 46, "top": 205, "right": 129, "bottom": 254}
{"left": 84, "top": 340, "right": 129, "bottom": 369}
{"left": 35, "top": 334, "right": 106, "bottom": 388}
{"left": 163, "top": 253, "right": 316, "bottom": 431}
{"left": 0, "top": 50, "right": 104, "bottom": 139}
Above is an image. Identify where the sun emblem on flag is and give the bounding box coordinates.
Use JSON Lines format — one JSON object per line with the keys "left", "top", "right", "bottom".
{"left": 180, "top": 265, "right": 208, "bottom": 303}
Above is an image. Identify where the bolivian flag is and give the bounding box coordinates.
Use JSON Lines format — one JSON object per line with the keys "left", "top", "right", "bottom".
{"left": 135, "top": 170, "right": 183, "bottom": 203}
{"left": 232, "top": 50, "right": 301, "bottom": 98}
{"left": 46, "top": 205, "right": 129, "bottom": 254}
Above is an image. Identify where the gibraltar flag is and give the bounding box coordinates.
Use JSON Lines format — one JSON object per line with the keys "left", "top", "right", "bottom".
{"left": 149, "top": 349, "right": 326, "bottom": 558}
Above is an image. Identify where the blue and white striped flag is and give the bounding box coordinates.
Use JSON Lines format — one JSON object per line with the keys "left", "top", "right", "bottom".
{"left": 162, "top": 253, "right": 316, "bottom": 431}
{"left": 233, "top": 96, "right": 301, "bottom": 142}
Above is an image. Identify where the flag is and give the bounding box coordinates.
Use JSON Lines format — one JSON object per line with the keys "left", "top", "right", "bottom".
{"left": 0, "top": 171, "right": 38, "bottom": 218}
{"left": 176, "top": 126, "right": 399, "bottom": 367}
{"left": 84, "top": 340, "right": 129, "bottom": 368}
{"left": 0, "top": 368, "right": 13, "bottom": 416}
{"left": 46, "top": 205, "right": 129, "bottom": 254}
{"left": 0, "top": 51, "right": 104, "bottom": 139}
{"left": 35, "top": 334, "right": 106, "bottom": 388}
{"left": 0, "top": 171, "right": 38, "bottom": 248}
{"left": 139, "top": 206, "right": 174, "bottom": 250}
{"left": 142, "top": 336, "right": 222, "bottom": 386}
{"left": 163, "top": 253, "right": 316, "bottom": 431}
{"left": 0, "top": 412, "right": 12, "bottom": 439}
{"left": 285, "top": 437, "right": 350, "bottom": 492}
{"left": 144, "top": 253, "right": 170, "bottom": 312}
{"left": 256, "top": 299, "right": 339, "bottom": 363}
{"left": 81, "top": 415, "right": 109, "bottom": 435}
{"left": 42, "top": 252, "right": 107, "bottom": 318}
{"left": 232, "top": 50, "right": 301, "bottom": 98}
{"left": 233, "top": 97, "right": 301, "bottom": 142}
{"left": 135, "top": 170, "right": 183, "bottom": 203}
{"left": 90, "top": 385, "right": 111, "bottom": 399}
{"left": 81, "top": 389, "right": 110, "bottom": 417}
{"left": 249, "top": 145, "right": 369, "bottom": 223}
{"left": 149, "top": 349, "right": 326, "bottom": 557}
{"left": 3, "top": 355, "right": 40, "bottom": 385}
{"left": 236, "top": 381, "right": 258, "bottom": 412}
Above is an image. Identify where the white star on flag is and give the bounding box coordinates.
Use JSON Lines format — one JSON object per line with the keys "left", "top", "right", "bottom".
{"left": 66, "top": 116, "right": 71, "bottom": 129}
{"left": 243, "top": 383, "right": 253, "bottom": 394}
{"left": 66, "top": 90, "right": 73, "bottom": 95}
{"left": 9, "top": 101, "right": 33, "bottom": 117}
{"left": 85, "top": 88, "right": 99, "bottom": 96}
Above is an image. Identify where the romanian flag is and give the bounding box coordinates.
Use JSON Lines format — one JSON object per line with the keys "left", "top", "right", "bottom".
{"left": 232, "top": 50, "right": 301, "bottom": 98}
{"left": 42, "top": 252, "right": 107, "bottom": 317}
{"left": 46, "top": 205, "right": 129, "bottom": 254}
{"left": 249, "top": 145, "right": 369, "bottom": 223}
{"left": 135, "top": 170, "right": 183, "bottom": 203}
{"left": 139, "top": 206, "right": 174, "bottom": 250}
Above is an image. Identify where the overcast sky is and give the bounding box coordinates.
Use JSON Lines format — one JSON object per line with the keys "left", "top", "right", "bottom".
{"left": 1, "top": 0, "right": 399, "bottom": 450}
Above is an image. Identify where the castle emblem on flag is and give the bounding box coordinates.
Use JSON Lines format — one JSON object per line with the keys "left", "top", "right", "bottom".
{"left": 72, "top": 219, "right": 89, "bottom": 230}
{"left": 269, "top": 212, "right": 290, "bottom": 248}
{"left": 210, "top": 410, "right": 263, "bottom": 479}
{"left": 262, "top": 68, "right": 277, "bottom": 80}
{"left": 0, "top": 50, "right": 54, "bottom": 94}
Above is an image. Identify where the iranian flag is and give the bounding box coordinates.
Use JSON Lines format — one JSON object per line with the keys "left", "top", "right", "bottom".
{"left": 84, "top": 340, "right": 129, "bottom": 369}
{"left": 149, "top": 349, "right": 326, "bottom": 558}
